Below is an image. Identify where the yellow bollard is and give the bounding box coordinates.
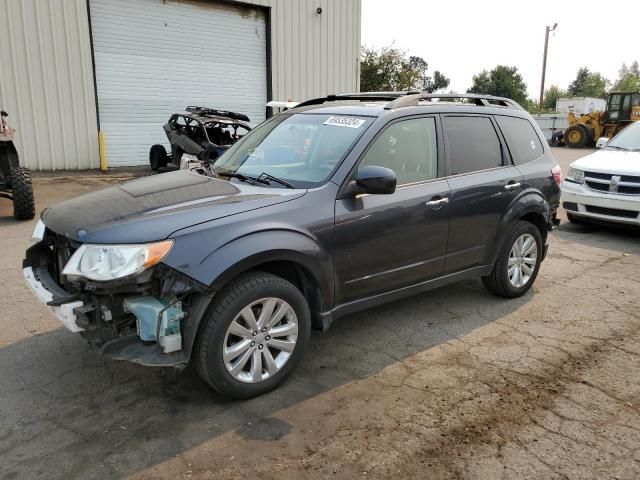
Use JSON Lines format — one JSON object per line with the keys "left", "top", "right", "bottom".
{"left": 98, "top": 130, "right": 107, "bottom": 172}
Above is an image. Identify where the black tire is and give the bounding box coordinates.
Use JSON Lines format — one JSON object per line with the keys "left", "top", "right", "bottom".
{"left": 564, "top": 125, "right": 589, "bottom": 148}
{"left": 566, "top": 212, "right": 585, "bottom": 224}
{"left": 10, "top": 167, "right": 35, "bottom": 220}
{"left": 195, "top": 272, "right": 311, "bottom": 399}
{"left": 482, "top": 221, "right": 543, "bottom": 298}
{"left": 149, "top": 144, "right": 168, "bottom": 171}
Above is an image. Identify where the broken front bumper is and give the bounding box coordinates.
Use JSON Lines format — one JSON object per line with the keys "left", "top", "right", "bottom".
{"left": 23, "top": 266, "right": 84, "bottom": 333}
{"left": 22, "top": 263, "right": 191, "bottom": 367}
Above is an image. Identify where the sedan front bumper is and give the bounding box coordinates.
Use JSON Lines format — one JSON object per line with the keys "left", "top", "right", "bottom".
{"left": 23, "top": 266, "right": 85, "bottom": 333}
{"left": 561, "top": 180, "right": 640, "bottom": 226}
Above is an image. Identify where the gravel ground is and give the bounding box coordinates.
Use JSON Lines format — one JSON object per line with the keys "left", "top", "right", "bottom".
{"left": 1, "top": 148, "right": 639, "bottom": 480}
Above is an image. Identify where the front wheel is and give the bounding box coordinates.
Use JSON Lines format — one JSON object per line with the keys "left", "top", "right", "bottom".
{"left": 482, "top": 221, "right": 543, "bottom": 298}
{"left": 195, "top": 272, "right": 311, "bottom": 399}
{"left": 564, "top": 125, "right": 589, "bottom": 148}
{"left": 10, "top": 167, "right": 35, "bottom": 220}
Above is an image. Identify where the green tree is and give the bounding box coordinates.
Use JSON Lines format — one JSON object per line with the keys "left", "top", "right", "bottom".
{"left": 567, "top": 67, "right": 609, "bottom": 97}
{"left": 467, "top": 65, "right": 528, "bottom": 105}
{"left": 613, "top": 61, "right": 640, "bottom": 91}
{"left": 360, "top": 46, "right": 450, "bottom": 92}
{"left": 542, "top": 85, "right": 567, "bottom": 110}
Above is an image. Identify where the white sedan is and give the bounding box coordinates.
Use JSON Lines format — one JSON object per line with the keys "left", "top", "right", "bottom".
{"left": 561, "top": 122, "right": 640, "bottom": 226}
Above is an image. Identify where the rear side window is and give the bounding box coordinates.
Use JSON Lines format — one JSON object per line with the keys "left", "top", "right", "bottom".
{"left": 496, "top": 116, "right": 543, "bottom": 165}
{"left": 443, "top": 116, "right": 502, "bottom": 175}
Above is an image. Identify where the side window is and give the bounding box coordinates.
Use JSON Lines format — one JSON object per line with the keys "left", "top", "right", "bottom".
{"left": 495, "top": 116, "right": 543, "bottom": 165}
{"left": 360, "top": 117, "right": 438, "bottom": 186}
{"left": 443, "top": 116, "right": 502, "bottom": 175}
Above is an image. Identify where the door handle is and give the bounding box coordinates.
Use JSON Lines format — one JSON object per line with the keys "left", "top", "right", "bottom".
{"left": 504, "top": 182, "right": 521, "bottom": 191}
{"left": 426, "top": 197, "right": 449, "bottom": 209}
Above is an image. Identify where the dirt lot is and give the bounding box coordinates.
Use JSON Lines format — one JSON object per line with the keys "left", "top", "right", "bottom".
{"left": 1, "top": 148, "right": 640, "bottom": 479}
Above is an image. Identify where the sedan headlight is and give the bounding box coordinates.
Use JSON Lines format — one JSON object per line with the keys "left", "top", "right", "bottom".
{"left": 62, "top": 240, "right": 173, "bottom": 281}
{"left": 566, "top": 167, "right": 585, "bottom": 184}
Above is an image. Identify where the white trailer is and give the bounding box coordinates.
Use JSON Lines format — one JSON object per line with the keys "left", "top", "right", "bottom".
{"left": 555, "top": 97, "right": 607, "bottom": 115}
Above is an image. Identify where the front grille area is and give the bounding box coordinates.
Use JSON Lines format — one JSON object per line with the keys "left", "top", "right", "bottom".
{"left": 45, "top": 230, "right": 79, "bottom": 291}
{"left": 585, "top": 172, "right": 640, "bottom": 195}
{"left": 585, "top": 205, "right": 639, "bottom": 219}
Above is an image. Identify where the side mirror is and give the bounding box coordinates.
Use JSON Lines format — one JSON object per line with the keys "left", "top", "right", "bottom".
{"left": 344, "top": 165, "right": 397, "bottom": 197}
{"left": 595, "top": 137, "right": 609, "bottom": 149}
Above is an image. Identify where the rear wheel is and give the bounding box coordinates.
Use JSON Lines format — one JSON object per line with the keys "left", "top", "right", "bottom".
{"left": 564, "top": 125, "right": 589, "bottom": 148}
{"left": 149, "top": 144, "right": 168, "bottom": 171}
{"left": 482, "top": 221, "right": 542, "bottom": 298}
{"left": 10, "top": 167, "right": 35, "bottom": 220}
{"left": 195, "top": 272, "right": 311, "bottom": 399}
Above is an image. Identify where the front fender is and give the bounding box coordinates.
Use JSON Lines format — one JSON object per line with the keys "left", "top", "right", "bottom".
{"left": 170, "top": 229, "right": 333, "bottom": 362}
{"left": 486, "top": 190, "right": 550, "bottom": 265}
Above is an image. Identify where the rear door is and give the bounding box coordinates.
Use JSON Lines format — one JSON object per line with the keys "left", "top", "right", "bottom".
{"left": 442, "top": 115, "right": 523, "bottom": 273}
{"left": 334, "top": 116, "right": 450, "bottom": 303}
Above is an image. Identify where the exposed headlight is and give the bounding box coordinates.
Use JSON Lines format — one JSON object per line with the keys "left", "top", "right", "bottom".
{"left": 30, "top": 218, "right": 46, "bottom": 243}
{"left": 566, "top": 167, "right": 585, "bottom": 184}
{"left": 62, "top": 240, "right": 173, "bottom": 281}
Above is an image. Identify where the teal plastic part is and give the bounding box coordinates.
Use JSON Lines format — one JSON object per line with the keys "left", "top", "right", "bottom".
{"left": 124, "top": 296, "right": 185, "bottom": 342}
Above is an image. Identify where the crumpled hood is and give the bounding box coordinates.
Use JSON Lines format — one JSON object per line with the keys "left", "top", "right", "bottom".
{"left": 572, "top": 150, "right": 640, "bottom": 177}
{"left": 43, "top": 170, "right": 306, "bottom": 243}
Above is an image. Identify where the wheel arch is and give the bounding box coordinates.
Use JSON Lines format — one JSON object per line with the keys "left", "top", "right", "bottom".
{"left": 178, "top": 231, "right": 332, "bottom": 362}
{"left": 487, "top": 191, "right": 550, "bottom": 265}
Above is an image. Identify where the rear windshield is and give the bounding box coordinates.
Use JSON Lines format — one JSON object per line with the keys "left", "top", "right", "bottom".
{"left": 213, "top": 113, "right": 373, "bottom": 188}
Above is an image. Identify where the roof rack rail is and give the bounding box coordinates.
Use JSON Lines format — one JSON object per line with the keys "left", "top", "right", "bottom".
{"left": 185, "top": 106, "right": 250, "bottom": 122}
{"left": 294, "top": 91, "right": 419, "bottom": 108}
{"left": 384, "top": 93, "right": 523, "bottom": 110}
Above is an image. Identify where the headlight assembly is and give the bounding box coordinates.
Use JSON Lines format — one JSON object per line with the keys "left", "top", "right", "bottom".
{"left": 566, "top": 167, "right": 585, "bottom": 184}
{"left": 62, "top": 240, "right": 174, "bottom": 281}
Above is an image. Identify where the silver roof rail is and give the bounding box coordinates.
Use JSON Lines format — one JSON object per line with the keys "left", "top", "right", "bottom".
{"left": 385, "top": 93, "right": 524, "bottom": 110}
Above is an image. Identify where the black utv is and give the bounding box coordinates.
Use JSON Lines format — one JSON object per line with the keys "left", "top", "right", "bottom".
{"left": 0, "top": 111, "right": 35, "bottom": 220}
{"left": 149, "top": 106, "right": 252, "bottom": 172}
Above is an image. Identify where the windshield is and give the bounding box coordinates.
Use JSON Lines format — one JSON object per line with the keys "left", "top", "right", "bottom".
{"left": 213, "top": 113, "right": 373, "bottom": 188}
{"left": 605, "top": 123, "right": 640, "bottom": 151}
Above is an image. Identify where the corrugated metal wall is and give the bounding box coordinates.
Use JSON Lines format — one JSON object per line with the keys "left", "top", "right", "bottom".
{"left": 0, "top": 0, "right": 361, "bottom": 170}
{"left": 0, "top": 0, "right": 99, "bottom": 170}
{"left": 247, "top": 0, "right": 362, "bottom": 102}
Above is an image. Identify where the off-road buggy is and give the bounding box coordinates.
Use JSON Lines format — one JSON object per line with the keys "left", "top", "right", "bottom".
{"left": 0, "top": 110, "right": 35, "bottom": 220}
{"left": 149, "top": 106, "right": 251, "bottom": 173}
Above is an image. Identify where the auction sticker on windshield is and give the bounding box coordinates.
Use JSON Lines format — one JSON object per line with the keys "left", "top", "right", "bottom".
{"left": 323, "top": 116, "right": 366, "bottom": 128}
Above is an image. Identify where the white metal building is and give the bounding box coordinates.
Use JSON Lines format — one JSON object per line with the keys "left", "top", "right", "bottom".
{"left": 0, "top": 0, "right": 362, "bottom": 169}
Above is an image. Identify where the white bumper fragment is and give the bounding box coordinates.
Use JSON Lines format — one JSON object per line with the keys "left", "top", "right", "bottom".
{"left": 23, "top": 267, "right": 85, "bottom": 333}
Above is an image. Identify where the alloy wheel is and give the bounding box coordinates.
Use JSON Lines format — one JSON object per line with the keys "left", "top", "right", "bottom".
{"left": 507, "top": 233, "right": 537, "bottom": 288}
{"left": 223, "top": 297, "right": 298, "bottom": 383}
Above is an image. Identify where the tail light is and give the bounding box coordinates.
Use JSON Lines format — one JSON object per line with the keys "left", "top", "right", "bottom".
{"left": 551, "top": 164, "right": 562, "bottom": 186}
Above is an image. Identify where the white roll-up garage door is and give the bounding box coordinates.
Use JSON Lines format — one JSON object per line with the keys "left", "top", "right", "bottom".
{"left": 89, "top": 0, "right": 267, "bottom": 167}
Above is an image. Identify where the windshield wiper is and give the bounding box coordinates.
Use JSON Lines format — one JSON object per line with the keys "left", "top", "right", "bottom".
{"left": 216, "top": 171, "right": 261, "bottom": 186}
{"left": 258, "top": 172, "right": 295, "bottom": 189}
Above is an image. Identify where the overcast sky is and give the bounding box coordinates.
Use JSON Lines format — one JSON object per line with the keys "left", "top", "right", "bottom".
{"left": 361, "top": 0, "right": 639, "bottom": 98}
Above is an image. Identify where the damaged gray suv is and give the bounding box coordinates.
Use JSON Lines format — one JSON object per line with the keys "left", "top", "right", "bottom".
{"left": 24, "top": 93, "right": 561, "bottom": 398}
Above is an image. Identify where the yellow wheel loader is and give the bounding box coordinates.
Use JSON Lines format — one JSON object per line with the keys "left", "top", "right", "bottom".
{"left": 563, "top": 91, "right": 640, "bottom": 148}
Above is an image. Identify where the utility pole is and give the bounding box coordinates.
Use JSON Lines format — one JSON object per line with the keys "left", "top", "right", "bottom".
{"left": 539, "top": 23, "right": 558, "bottom": 108}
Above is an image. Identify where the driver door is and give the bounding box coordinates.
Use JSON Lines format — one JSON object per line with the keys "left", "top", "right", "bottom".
{"left": 333, "top": 116, "right": 450, "bottom": 304}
